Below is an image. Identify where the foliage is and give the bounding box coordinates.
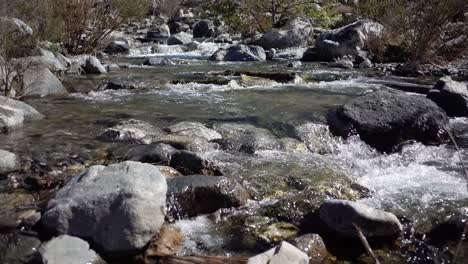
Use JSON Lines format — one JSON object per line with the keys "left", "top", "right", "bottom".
{"left": 304, "top": 1, "right": 341, "bottom": 29}
{"left": 154, "top": 0, "right": 183, "bottom": 18}
{"left": 355, "top": 0, "right": 464, "bottom": 63}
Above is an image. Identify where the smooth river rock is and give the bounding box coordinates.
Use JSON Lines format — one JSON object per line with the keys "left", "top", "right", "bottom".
{"left": 39, "top": 235, "right": 105, "bottom": 264}
{"left": 166, "top": 121, "right": 222, "bottom": 142}
{"left": 97, "top": 119, "right": 166, "bottom": 144}
{"left": 318, "top": 199, "right": 403, "bottom": 238}
{"left": 41, "top": 161, "right": 167, "bottom": 253}
{"left": 327, "top": 90, "right": 450, "bottom": 152}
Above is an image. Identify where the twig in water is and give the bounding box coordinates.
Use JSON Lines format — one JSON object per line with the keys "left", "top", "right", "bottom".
{"left": 353, "top": 223, "right": 380, "bottom": 264}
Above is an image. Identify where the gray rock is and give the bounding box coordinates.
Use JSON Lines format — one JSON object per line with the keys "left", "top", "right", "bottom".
{"left": 0, "top": 232, "right": 41, "bottom": 264}
{"left": 287, "top": 61, "right": 302, "bottom": 68}
{"left": 0, "top": 17, "right": 33, "bottom": 39}
{"left": 213, "top": 123, "right": 281, "bottom": 154}
{"left": 290, "top": 234, "right": 328, "bottom": 262}
{"left": 143, "top": 57, "right": 176, "bottom": 66}
{"left": 15, "top": 49, "right": 67, "bottom": 73}
{"left": 166, "top": 121, "right": 222, "bottom": 141}
{"left": 84, "top": 56, "right": 107, "bottom": 74}
{"left": 247, "top": 241, "right": 308, "bottom": 264}
{"left": 427, "top": 76, "right": 468, "bottom": 117}
{"left": 210, "top": 45, "right": 266, "bottom": 62}
{"left": 327, "top": 90, "right": 450, "bottom": 152}
{"left": 23, "top": 67, "right": 67, "bottom": 97}
{"left": 359, "top": 58, "right": 373, "bottom": 69}
{"left": 167, "top": 32, "right": 192, "bottom": 45}
{"left": 328, "top": 57, "right": 354, "bottom": 69}
{"left": 97, "top": 119, "right": 166, "bottom": 144}
{"left": 124, "top": 143, "right": 222, "bottom": 176}
{"left": 104, "top": 40, "right": 129, "bottom": 54}
{"left": 257, "top": 17, "right": 313, "bottom": 49}
{"left": 41, "top": 161, "right": 167, "bottom": 253}
{"left": 293, "top": 123, "right": 335, "bottom": 154}
{"left": 39, "top": 235, "right": 104, "bottom": 264}
{"left": 302, "top": 20, "right": 383, "bottom": 62}
{"left": 147, "top": 24, "right": 171, "bottom": 39}
{"left": 0, "top": 150, "right": 20, "bottom": 175}
{"left": 106, "top": 63, "right": 120, "bottom": 72}
{"left": 167, "top": 175, "right": 248, "bottom": 219}
{"left": 266, "top": 49, "right": 276, "bottom": 60}
{"left": 319, "top": 199, "right": 402, "bottom": 238}
{"left": 0, "top": 105, "right": 23, "bottom": 132}
{"left": 0, "top": 95, "right": 43, "bottom": 120}
{"left": 193, "top": 19, "right": 215, "bottom": 38}
{"left": 55, "top": 54, "right": 71, "bottom": 70}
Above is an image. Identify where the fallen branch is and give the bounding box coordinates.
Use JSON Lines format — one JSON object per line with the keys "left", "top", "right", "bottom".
{"left": 353, "top": 223, "right": 380, "bottom": 264}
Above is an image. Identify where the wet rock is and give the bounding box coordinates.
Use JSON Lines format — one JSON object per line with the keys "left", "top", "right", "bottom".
{"left": 287, "top": 61, "right": 302, "bottom": 68}
{"left": 97, "top": 119, "right": 166, "bottom": 144}
{"left": 104, "top": 40, "right": 129, "bottom": 54}
{"left": 144, "top": 224, "right": 184, "bottom": 258}
{"left": 147, "top": 24, "right": 171, "bottom": 39}
{"left": 247, "top": 241, "right": 308, "bottom": 264}
{"left": 156, "top": 166, "right": 182, "bottom": 178}
{"left": 427, "top": 76, "right": 468, "bottom": 117}
{"left": 0, "top": 17, "right": 33, "bottom": 39}
{"left": 156, "top": 134, "right": 218, "bottom": 152}
{"left": 124, "top": 143, "right": 222, "bottom": 175}
{"left": 193, "top": 19, "right": 215, "bottom": 38}
{"left": 41, "top": 161, "right": 167, "bottom": 253}
{"left": 266, "top": 49, "right": 276, "bottom": 60}
{"left": 0, "top": 232, "right": 41, "bottom": 264}
{"left": 39, "top": 235, "right": 105, "bottom": 264}
{"left": 0, "top": 95, "right": 43, "bottom": 120}
{"left": 213, "top": 123, "right": 281, "bottom": 154}
{"left": 84, "top": 56, "right": 107, "bottom": 74}
{"left": 257, "top": 17, "right": 313, "bottom": 49}
{"left": 327, "top": 90, "right": 450, "bottom": 152}
{"left": 106, "top": 63, "right": 120, "bottom": 72}
{"left": 0, "top": 106, "right": 23, "bottom": 132}
{"left": 219, "top": 70, "right": 296, "bottom": 82}
{"left": 318, "top": 199, "right": 402, "bottom": 239}
{"left": 290, "top": 234, "right": 328, "bottom": 262}
{"left": 23, "top": 67, "right": 67, "bottom": 97}
{"left": 210, "top": 45, "right": 266, "bottom": 62}
{"left": 0, "top": 150, "right": 20, "bottom": 175}
{"left": 239, "top": 74, "right": 276, "bottom": 87}
{"left": 426, "top": 208, "right": 468, "bottom": 245}
{"left": 0, "top": 193, "right": 36, "bottom": 229}
{"left": 143, "top": 57, "right": 176, "bottom": 66}
{"left": 359, "top": 58, "right": 373, "bottom": 69}
{"left": 167, "top": 32, "right": 192, "bottom": 45}
{"left": 167, "top": 175, "right": 248, "bottom": 219}
{"left": 279, "top": 138, "right": 309, "bottom": 154}
{"left": 302, "top": 20, "right": 383, "bottom": 62}
{"left": 102, "top": 79, "right": 137, "bottom": 90}
{"left": 166, "top": 121, "right": 222, "bottom": 142}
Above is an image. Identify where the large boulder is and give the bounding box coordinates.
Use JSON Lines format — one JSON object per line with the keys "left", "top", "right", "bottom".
{"left": 104, "top": 40, "right": 130, "bottom": 54}
{"left": 167, "top": 32, "right": 193, "bottom": 45}
{"left": 0, "top": 150, "right": 20, "bottom": 175}
{"left": 0, "top": 105, "right": 23, "bottom": 132}
{"left": 427, "top": 76, "right": 468, "bottom": 117}
{"left": 23, "top": 67, "right": 67, "bottom": 97}
{"left": 302, "top": 20, "right": 383, "bottom": 62}
{"left": 38, "top": 235, "right": 104, "bottom": 264}
{"left": 192, "top": 19, "right": 216, "bottom": 38}
{"left": 327, "top": 90, "right": 450, "bottom": 152}
{"left": 210, "top": 45, "right": 266, "bottom": 62}
{"left": 41, "top": 161, "right": 167, "bottom": 253}
{"left": 257, "top": 17, "right": 313, "bottom": 49}
{"left": 84, "top": 56, "right": 107, "bottom": 74}
{"left": 318, "top": 199, "right": 402, "bottom": 239}
{"left": 0, "top": 17, "right": 33, "bottom": 39}
{"left": 247, "top": 241, "right": 308, "bottom": 264}
{"left": 0, "top": 95, "right": 43, "bottom": 120}
{"left": 167, "top": 175, "right": 249, "bottom": 219}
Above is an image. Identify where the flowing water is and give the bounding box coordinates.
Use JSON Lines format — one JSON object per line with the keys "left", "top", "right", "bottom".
{"left": 1, "top": 43, "right": 467, "bottom": 257}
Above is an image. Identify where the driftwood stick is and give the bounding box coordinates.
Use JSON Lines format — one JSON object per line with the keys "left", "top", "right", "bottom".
{"left": 353, "top": 223, "right": 380, "bottom": 264}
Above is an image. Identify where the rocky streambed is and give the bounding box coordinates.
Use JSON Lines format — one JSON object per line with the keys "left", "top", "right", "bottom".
{"left": 1, "top": 42, "right": 468, "bottom": 264}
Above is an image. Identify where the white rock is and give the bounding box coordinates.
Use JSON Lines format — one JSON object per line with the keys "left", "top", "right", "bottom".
{"left": 247, "top": 241, "right": 309, "bottom": 264}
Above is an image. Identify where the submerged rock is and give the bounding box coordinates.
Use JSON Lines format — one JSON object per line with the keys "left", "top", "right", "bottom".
{"left": 302, "top": 20, "right": 383, "bottom": 62}
{"left": 166, "top": 121, "right": 222, "bottom": 142}
{"left": 427, "top": 76, "right": 468, "bottom": 117}
{"left": 327, "top": 90, "right": 450, "bottom": 152}
{"left": 0, "top": 150, "right": 20, "bottom": 175}
{"left": 0, "top": 232, "right": 41, "bottom": 264}
{"left": 41, "top": 161, "right": 167, "bottom": 253}
{"left": 97, "top": 119, "right": 166, "bottom": 144}
{"left": 210, "top": 45, "right": 266, "bottom": 62}
{"left": 39, "top": 235, "right": 104, "bottom": 264}
{"left": 167, "top": 175, "right": 248, "bottom": 219}
{"left": 124, "top": 143, "right": 222, "bottom": 175}
{"left": 293, "top": 122, "right": 336, "bottom": 154}
{"left": 193, "top": 19, "right": 215, "bottom": 38}
{"left": 256, "top": 17, "right": 313, "bottom": 50}
{"left": 213, "top": 123, "right": 281, "bottom": 154}
{"left": 247, "top": 241, "right": 308, "bottom": 264}
{"left": 318, "top": 199, "right": 402, "bottom": 239}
